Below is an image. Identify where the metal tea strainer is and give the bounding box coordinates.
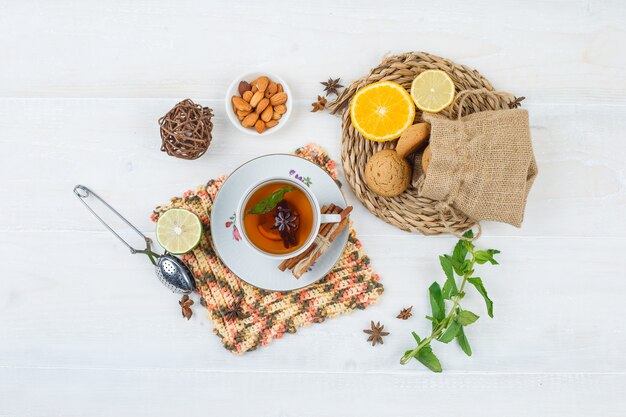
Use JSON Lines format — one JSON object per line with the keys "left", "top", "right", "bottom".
{"left": 73, "top": 185, "right": 196, "bottom": 294}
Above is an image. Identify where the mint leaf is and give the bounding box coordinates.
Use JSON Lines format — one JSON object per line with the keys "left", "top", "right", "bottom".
{"left": 456, "top": 310, "right": 479, "bottom": 326}
{"left": 474, "top": 249, "right": 500, "bottom": 265}
{"left": 429, "top": 282, "right": 445, "bottom": 323}
{"left": 438, "top": 321, "right": 461, "bottom": 343}
{"left": 416, "top": 345, "right": 442, "bottom": 372}
{"left": 440, "top": 256, "right": 458, "bottom": 299}
{"left": 247, "top": 186, "right": 293, "bottom": 215}
{"left": 456, "top": 326, "right": 472, "bottom": 356}
{"left": 462, "top": 229, "right": 474, "bottom": 240}
{"left": 450, "top": 239, "right": 468, "bottom": 275}
{"left": 468, "top": 277, "right": 494, "bottom": 318}
{"left": 411, "top": 332, "right": 421, "bottom": 344}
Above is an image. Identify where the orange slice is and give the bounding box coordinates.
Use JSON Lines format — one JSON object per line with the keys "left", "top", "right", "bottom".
{"left": 349, "top": 81, "right": 415, "bottom": 142}
{"left": 257, "top": 224, "right": 282, "bottom": 241}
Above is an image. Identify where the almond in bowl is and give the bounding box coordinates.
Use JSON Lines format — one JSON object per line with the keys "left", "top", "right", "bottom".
{"left": 226, "top": 73, "right": 291, "bottom": 136}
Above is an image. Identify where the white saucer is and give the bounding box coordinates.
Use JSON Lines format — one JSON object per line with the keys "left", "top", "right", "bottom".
{"left": 210, "top": 154, "right": 348, "bottom": 291}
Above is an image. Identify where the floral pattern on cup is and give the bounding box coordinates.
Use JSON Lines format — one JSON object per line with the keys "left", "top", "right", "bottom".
{"left": 225, "top": 213, "right": 241, "bottom": 241}
{"left": 289, "top": 169, "right": 312, "bottom": 187}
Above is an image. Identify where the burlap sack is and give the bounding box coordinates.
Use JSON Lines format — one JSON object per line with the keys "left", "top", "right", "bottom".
{"left": 416, "top": 89, "right": 537, "bottom": 228}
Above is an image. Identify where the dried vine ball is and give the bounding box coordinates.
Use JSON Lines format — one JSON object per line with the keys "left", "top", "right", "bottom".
{"left": 158, "top": 99, "right": 214, "bottom": 160}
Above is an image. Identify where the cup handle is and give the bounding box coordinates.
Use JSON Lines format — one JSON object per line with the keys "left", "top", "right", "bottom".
{"left": 320, "top": 213, "right": 342, "bottom": 224}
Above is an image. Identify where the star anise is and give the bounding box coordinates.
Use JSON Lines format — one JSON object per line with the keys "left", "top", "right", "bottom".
{"left": 363, "top": 321, "right": 389, "bottom": 346}
{"left": 509, "top": 96, "right": 526, "bottom": 109}
{"left": 179, "top": 295, "right": 194, "bottom": 320}
{"left": 311, "top": 95, "right": 327, "bottom": 112}
{"left": 274, "top": 201, "right": 299, "bottom": 248}
{"left": 396, "top": 306, "right": 413, "bottom": 320}
{"left": 320, "top": 77, "right": 344, "bottom": 96}
{"left": 223, "top": 302, "right": 246, "bottom": 322}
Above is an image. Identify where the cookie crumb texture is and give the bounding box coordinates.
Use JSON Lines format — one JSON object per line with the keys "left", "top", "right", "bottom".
{"left": 365, "top": 149, "right": 411, "bottom": 197}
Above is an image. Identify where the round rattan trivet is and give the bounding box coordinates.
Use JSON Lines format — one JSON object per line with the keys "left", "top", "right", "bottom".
{"left": 328, "top": 52, "right": 518, "bottom": 236}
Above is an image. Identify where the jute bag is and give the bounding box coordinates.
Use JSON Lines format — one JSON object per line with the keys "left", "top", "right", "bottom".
{"left": 417, "top": 89, "right": 538, "bottom": 230}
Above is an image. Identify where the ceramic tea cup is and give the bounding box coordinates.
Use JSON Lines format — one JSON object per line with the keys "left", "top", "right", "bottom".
{"left": 235, "top": 176, "right": 341, "bottom": 260}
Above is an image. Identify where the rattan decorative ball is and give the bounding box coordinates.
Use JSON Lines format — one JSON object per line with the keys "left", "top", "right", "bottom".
{"left": 159, "top": 99, "right": 213, "bottom": 160}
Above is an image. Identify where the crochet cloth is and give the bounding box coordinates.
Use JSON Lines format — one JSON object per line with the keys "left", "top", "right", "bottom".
{"left": 151, "top": 144, "right": 384, "bottom": 354}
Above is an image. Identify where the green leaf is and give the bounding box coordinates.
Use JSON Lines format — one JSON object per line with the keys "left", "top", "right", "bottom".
{"left": 468, "top": 277, "right": 494, "bottom": 318}
{"left": 429, "top": 282, "right": 445, "bottom": 322}
{"left": 462, "top": 229, "right": 474, "bottom": 240}
{"left": 456, "top": 310, "right": 480, "bottom": 326}
{"left": 456, "top": 326, "right": 472, "bottom": 356}
{"left": 416, "top": 345, "right": 443, "bottom": 372}
{"left": 473, "top": 249, "right": 500, "bottom": 265}
{"left": 440, "top": 256, "right": 458, "bottom": 299}
{"left": 438, "top": 321, "right": 461, "bottom": 343}
{"left": 246, "top": 186, "right": 294, "bottom": 215}
{"left": 451, "top": 237, "right": 469, "bottom": 275}
{"left": 403, "top": 349, "right": 416, "bottom": 361}
{"left": 487, "top": 249, "right": 500, "bottom": 264}
{"left": 411, "top": 332, "right": 421, "bottom": 344}
{"left": 462, "top": 239, "right": 474, "bottom": 253}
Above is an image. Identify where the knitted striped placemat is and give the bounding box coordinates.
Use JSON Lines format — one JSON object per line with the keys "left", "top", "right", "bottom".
{"left": 151, "top": 144, "right": 384, "bottom": 354}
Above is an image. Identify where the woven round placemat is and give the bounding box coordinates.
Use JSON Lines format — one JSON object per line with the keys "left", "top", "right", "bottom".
{"left": 328, "top": 52, "right": 517, "bottom": 236}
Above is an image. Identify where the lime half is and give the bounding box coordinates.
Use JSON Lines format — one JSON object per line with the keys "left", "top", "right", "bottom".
{"left": 156, "top": 208, "right": 202, "bottom": 254}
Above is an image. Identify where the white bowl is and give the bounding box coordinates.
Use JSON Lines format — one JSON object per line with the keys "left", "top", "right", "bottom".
{"left": 225, "top": 71, "right": 293, "bottom": 137}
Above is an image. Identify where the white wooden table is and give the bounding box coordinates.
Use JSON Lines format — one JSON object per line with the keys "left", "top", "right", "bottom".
{"left": 2, "top": 1, "right": 625, "bottom": 415}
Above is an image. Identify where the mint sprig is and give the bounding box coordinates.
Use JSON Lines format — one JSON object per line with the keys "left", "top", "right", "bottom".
{"left": 400, "top": 230, "right": 500, "bottom": 372}
{"left": 247, "top": 186, "right": 293, "bottom": 215}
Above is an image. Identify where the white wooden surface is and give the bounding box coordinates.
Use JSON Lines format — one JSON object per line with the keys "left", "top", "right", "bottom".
{"left": 1, "top": 1, "right": 625, "bottom": 415}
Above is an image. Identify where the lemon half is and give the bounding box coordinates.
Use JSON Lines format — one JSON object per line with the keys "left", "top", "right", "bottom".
{"left": 156, "top": 208, "right": 202, "bottom": 254}
{"left": 410, "top": 70, "right": 455, "bottom": 113}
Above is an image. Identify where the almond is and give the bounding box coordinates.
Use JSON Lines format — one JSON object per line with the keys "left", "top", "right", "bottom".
{"left": 238, "top": 81, "right": 251, "bottom": 96}
{"left": 252, "top": 76, "right": 269, "bottom": 93}
{"left": 255, "top": 120, "right": 266, "bottom": 133}
{"left": 270, "top": 92, "right": 287, "bottom": 106}
{"left": 265, "top": 120, "right": 279, "bottom": 128}
{"left": 241, "top": 112, "right": 259, "bottom": 128}
{"left": 277, "top": 83, "right": 284, "bottom": 93}
{"left": 250, "top": 91, "right": 264, "bottom": 108}
{"left": 272, "top": 111, "right": 282, "bottom": 120}
{"left": 261, "top": 106, "right": 273, "bottom": 122}
{"left": 232, "top": 96, "right": 252, "bottom": 112}
{"left": 236, "top": 109, "right": 250, "bottom": 121}
{"left": 273, "top": 104, "right": 287, "bottom": 115}
{"left": 256, "top": 98, "right": 270, "bottom": 114}
{"left": 265, "top": 82, "right": 278, "bottom": 98}
{"left": 242, "top": 90, "right": 253, "bottom": 102}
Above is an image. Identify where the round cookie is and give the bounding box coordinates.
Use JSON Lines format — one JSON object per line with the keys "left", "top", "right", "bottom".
{"left": 364, "top": 149, "right": 411, "bottom": 197}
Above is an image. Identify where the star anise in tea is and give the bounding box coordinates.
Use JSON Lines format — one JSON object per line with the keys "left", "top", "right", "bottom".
{"left": 274, "top": 201, "right": 299, "bottom": 248}
{"left": 179, "top": 295, "right": 194, "bottom": 320}
{"left": 321, "top": 77, "right": 344, "bottom": 96}
{"left": 363, "top": 321, "right": 389, "bottom": 346}
{"left": 311, "top": 95, "right": 327, "bottom": 112}
{"left": 397, "top": 306, "right": 413, "bottom": 320}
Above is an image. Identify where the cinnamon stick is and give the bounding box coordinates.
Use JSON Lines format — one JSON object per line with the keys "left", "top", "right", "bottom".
{"left": 278, "top": 205, "right": 351, "bottom": 277}
{"left": 292, "top": 216, "right": 350, "bottom": 278}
